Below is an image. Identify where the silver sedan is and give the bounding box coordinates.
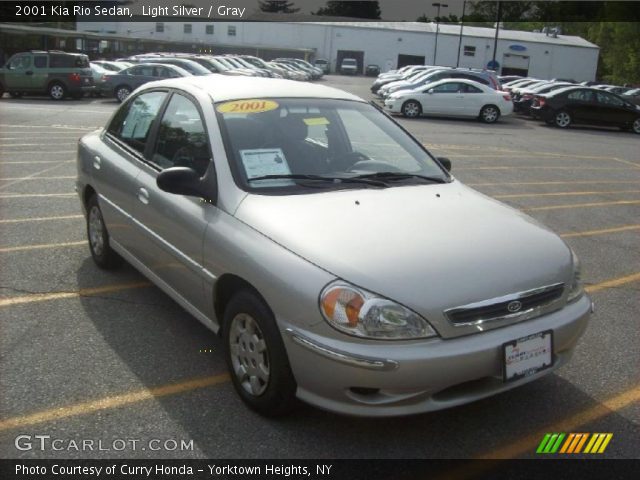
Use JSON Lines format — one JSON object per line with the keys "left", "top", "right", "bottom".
{"left": 76, "top": 75, "right": 592, "bottom": 417}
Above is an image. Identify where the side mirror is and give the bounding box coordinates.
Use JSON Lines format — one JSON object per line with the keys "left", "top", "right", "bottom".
{"left": 437, "top": 157, "right": 452, "bottom": 172}
{"left": 157, "top": 166, "right": 216, "bottom": 201}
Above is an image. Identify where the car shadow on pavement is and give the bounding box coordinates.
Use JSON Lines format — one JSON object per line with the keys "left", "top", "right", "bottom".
{"left": 76, "top": 258, "right": 640, "bottom": 459}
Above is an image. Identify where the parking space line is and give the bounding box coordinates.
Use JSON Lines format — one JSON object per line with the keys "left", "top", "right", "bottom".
{"left": 473, "top": 383, "right": 640, "bottom": 460}
{"left": 0, "top": 162, "right": 72, "bottom": 190}
{"left": 494, "top": 190, "right": 640, "bottom": 199}
{"left": 0, "top": 214, "right": 82, "bottom": 224}
{"left": 458, "top": 166, "right": 635, "bottom": 171}
{"left": 0, "top": 193, "right": 75, "bottom": 198}
{"left": 561, "top": 225, "right": 640, "bottom": 238}
{"left": 0, "top": 124, "right": 96, "bottom": 131}
{"left": 0, "top": 282, "right": 151, "bottom": 308}
{"left": 585, "top": 272, "right": 640, "bottom": 294}
{"left": 467, "top": 181, "right": 640, "bottom": 187}
{"left": 0, "top": 373, "right": 230, "bottom": 432}
{"left": 0, "top": 143, "right": 77, "bottom": 147}
{"left": 0, "top": 175, "right": 75, "bottom": 181}
{"left": 523, "top": 200, "right": 640, "bottom": 211}
{"left": 0, "top": 241, "right": 85, "bottom": 253}
{"left": 0, "top": 160, "right": 74, "bottom": 164}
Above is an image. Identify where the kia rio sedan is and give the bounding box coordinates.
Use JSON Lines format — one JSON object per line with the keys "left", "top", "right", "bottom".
{"left": 76, "top": 75, "right": 592, "bottom": 417}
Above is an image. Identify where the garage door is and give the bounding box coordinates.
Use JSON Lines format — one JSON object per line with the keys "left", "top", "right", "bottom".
{"left": 501, "top": 53, "right": 530, "bottom": 77}
{"left": 336, "top": 50, "right": 364, "bottom": 75}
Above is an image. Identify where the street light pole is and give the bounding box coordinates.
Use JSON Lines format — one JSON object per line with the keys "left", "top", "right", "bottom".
{"left": 432, "top": 2, "right": 448, "bottom": 65}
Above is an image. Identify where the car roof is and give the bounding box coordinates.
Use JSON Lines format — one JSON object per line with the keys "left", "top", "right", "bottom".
{"left": 138, "top": 75, "right": 364, "bottom": 103}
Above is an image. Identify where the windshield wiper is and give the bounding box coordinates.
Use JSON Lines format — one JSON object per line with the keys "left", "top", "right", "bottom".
{"left": 248, "top": 174, "right": 388, "bottom": 187}
{"left": 352, "top": 172, "right": 448, "bottom": 184}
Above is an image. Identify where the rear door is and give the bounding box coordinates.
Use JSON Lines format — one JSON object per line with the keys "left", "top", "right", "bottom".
{"left": 461, "top": 83, "right": 486, "bottom": 115}
{"left": 131, "top": 91, "right": 215, "bottom": 316}
{"left": 564, "top": 89, "right": 597, "bottom": 123}
{"left": 31, "top": 54, "right": 49, "bottom": 91}
{"left": 96, "top": 90, "right": 168, "bottom": 251}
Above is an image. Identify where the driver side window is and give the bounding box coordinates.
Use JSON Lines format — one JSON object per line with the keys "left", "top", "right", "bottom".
{"left": 7, "top": 55, "right": 30, "bottom": 70}
{"left": 151, "top": 94, "right": 211, "bottom": 176}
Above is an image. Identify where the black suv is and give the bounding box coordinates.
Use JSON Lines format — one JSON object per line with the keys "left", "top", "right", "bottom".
{"left": 0, "top": 50, "right": 94, "bottom": 100}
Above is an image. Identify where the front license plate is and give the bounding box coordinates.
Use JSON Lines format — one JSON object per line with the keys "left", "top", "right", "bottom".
{"left": 503, "top": 330, "right": 553, "bottom": 383}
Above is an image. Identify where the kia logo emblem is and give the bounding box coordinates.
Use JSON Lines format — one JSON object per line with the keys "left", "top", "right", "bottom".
{"left": 507, "top": 300, "right": 523, "bottom": 313}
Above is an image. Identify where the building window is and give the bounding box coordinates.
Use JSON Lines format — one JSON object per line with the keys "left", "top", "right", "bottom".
{"left": 184, "top": 24, "right": 192, "bottom": 34}
{"left": 463, "top": 46, "right": 476, "bottom": 57}
{"left": 227, "top": 26, "right": 236, "bottom": 36}
{"left": 206, "top": 25, "right": 214, "bottom": 35}
{"left": 156, "top": 22, "right": 164, "bottom": 33}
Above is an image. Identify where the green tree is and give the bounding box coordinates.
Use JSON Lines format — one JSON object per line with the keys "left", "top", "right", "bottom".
{"left": 314, "top": 1, "right": 381, "bottom": 19}
{"left": 258, "top": 1, "right": 299, "bottom": 13}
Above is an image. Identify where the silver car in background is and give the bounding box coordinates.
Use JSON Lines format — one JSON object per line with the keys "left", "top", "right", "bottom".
{"left": 76, "top": 75, "right": 592, "bottom": 417}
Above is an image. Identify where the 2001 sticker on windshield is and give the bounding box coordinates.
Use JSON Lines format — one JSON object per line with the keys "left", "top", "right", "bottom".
{"left": 217, "top": 99, "right": 279, "bottom": 114}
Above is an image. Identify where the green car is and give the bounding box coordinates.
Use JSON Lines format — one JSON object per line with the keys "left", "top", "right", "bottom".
{"left": 0, "top": 50, "right": 94, "bottom": 100}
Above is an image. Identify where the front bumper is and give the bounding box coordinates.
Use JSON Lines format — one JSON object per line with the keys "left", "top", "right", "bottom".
{"left": 383, "top": 99, "right": 401, "bottom": 114}
{"left": 283, "top": 294, "right": 592, "bottom": 416}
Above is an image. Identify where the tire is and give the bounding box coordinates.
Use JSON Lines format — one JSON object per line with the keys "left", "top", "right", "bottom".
{"left": 49, "top": 82, "right": 66, "bottom": 100}
{"left": 223, "top": 290, "right": 297, "bottom": 417}
{"left": 115, "top": 85, "right": 131, "bottom": 103}
{"left": 86, "top": 194, "right": 122, "bottom": 269}
{"left": 632, "top": 117, "right": 640, "bottom": 135}
{"left": 401, "top": 100, "right": 422, "bottom": 118}
{"left": 479, "top": 105, "right": 500, "bottom": 124}
{"left": 554, "top": 110, "right": 572, "bottom": 129}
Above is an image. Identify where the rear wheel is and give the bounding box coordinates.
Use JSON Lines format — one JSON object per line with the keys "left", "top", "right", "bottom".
{"left": 223, "top": 290, "right": 297, "bottom": 417}
{"left": 632, "top": 118, "right": 640, "bottom": 134}
{"left": 554, "top": 110, "right": 572, "bottom": 128}
{"left": 479, "top": 105, "right": 500, "bottom": 123}
{"left": 86, "top": 195, "right": 122, "bottom": 269}
{"left": 401, "top": 100, "right": 422, "bottom": 118}
{"left": 115, "top": 85, "right": 131, "bottom": 103}
{"left": 49, "top": 82, "right": 66, "bottom": 100}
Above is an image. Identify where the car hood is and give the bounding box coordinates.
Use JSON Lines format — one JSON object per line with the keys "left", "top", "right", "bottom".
{"left": 234, "top": 181, "right": 573, "bottom": 337}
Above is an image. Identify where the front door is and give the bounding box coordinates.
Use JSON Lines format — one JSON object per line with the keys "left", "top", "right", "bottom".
{"left": 132, "top": 92, "right": 215, "bottom": 317}
{"left": 4, "top": 54, "right": 32, "bottom": 91}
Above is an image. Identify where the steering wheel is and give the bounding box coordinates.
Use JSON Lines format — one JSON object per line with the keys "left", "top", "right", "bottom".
{"left": 329, "top": 151, "right": 370, "bottom": 170}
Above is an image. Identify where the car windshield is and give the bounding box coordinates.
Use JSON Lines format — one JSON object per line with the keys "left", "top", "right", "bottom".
{"left": 216, "top": 98, "right": 449, "bottom": 194}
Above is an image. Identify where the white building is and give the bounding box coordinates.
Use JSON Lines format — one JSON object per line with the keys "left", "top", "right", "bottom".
{"left": 77, "top": 20, "right": 600, "bottom": 81}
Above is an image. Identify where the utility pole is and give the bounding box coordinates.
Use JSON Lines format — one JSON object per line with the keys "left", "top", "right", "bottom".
{"left": 456, "top": 0, "right": 466, "bottom": 68}
{"left": 432, "top": 2, "right": 448, "bottom": 65}
{"left": 491, "top": 1, "right": 502, "bottom": 66}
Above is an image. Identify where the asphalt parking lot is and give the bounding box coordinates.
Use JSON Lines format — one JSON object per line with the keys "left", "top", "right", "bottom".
{"left": 0, "top": 75, "right": 638, "bottom": 461}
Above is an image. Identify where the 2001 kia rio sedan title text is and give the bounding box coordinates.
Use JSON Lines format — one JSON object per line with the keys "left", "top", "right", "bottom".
{"left": 76, "top": 75, "right": 592, "bottom": 417}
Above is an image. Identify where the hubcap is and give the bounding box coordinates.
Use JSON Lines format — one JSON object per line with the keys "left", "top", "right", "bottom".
{"left": 117, "top": 88, "right": 130, "bottom": 102}
{"left": 51, "top": 85, "right": 63, "bottom": 99}
{"left": 633, "top": 119, "right": 640, "bottom": 134}
{"left": 404, "top": 102, "right": 420, "bottom": 117}
{"left": 483, "top": 107, "right": 498, "bottom": 122}
{"left": 229, "top": 313, "right": 269, "bottom": 396}
{"left": 556, "top": 112, "right": 570, "bottom": 127}
{"left": 88, "top": 206, "right": 105, "bottom": 256}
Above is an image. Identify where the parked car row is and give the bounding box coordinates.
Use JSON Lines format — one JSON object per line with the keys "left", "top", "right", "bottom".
{"left": 0, "top": 50, "right": 324, "bottom": 102}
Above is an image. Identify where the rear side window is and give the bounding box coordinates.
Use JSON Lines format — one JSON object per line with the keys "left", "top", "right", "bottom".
{"left": 151, "top": 94, "right": 211, "bottom": 176}
{"left": 34, "top": 56, "right": 47, "bottom": 68}
{"left": 50, "top": 54, "right": 89, "bottom": 68}
{"left": 567, "top": 90, "right": 594, "bottom": 102}
{"left": 107, "top": 91, "right": 167, "bottom": 155}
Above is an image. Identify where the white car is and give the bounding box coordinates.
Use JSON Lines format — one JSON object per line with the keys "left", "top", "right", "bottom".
{"left": 384, "top": 79, "right": 514, "bottom": 123}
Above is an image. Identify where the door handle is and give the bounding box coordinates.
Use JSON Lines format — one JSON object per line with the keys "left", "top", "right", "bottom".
{"left": 137, "top": 188, "right": 149, "bottom": 205}
{"left": 92, "top": 156, "right": 101, "bottom": 170}
{"left": 25, "top": 71, "right": 33, "bottom": 76}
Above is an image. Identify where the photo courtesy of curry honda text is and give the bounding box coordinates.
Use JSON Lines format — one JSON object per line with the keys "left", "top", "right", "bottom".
{"left": 76, "top": 75, "right": 592, "bottom": 417}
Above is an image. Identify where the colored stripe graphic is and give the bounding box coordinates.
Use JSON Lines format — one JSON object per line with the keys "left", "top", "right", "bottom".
{"left": 538, "top": 433, "right": 613, "bottom": 454}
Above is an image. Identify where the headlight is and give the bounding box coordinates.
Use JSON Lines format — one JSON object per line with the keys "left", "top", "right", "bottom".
{"left": 319, "top": 281, "right": 437, "bottom": 340}
{"left": 567, "top": 249, "right": 584, "bottom": 303}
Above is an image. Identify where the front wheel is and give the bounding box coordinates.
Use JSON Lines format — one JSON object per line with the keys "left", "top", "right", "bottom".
{"left": 554, "top": 110, "right": 572, "bottom": 129}
{"left": 632, "top": 117, "right": 640, "bottom": 134}
{"left": 479, "top": 105, "right": 500, "bottom": 123}
{"left": 401, "top": 100, "right": 422, "bottom": 118}
{"left": 223, "top": 290, "right": 297, "bottom": 417}
{"left": 49, "top": 82, "right": 66, "bottom": 100}
{"left": 86, "top": 195, "right": 122, "bottom": 269}
{"left": 115, "top": 86, "right": 131, "bottom": 103}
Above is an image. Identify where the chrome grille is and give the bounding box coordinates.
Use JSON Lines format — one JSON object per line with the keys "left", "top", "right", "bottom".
{"left": 445, "top": 283, "right": 565, "bottom": 327}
